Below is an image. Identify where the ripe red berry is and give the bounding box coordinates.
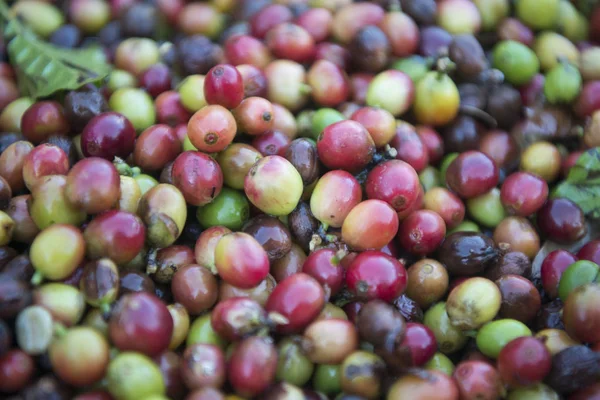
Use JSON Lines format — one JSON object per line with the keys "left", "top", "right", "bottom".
{"left": 204, "top": 64, "right": 244, "bottom": 109}
{"left": 398, "top": 210, "right": 446, "bottom": 255}
{"left": 346, "top": 251, "right": 407, "bottom": 302}
{"left": 317, "top": 120, "right": 375, "bottom": 173}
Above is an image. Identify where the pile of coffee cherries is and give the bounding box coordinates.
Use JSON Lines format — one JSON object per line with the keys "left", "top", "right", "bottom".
{"left": 2, "top": 0, "right": 600, "bottom": 398}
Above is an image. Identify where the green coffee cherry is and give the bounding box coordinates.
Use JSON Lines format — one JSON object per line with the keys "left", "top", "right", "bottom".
{"left": 133, "top": 174, "right": 158, "bottom": 196}
{"left": 557, "top": 0, "right": 589, "bottom": 42}
{"left": 313, "top": 364, "right": 342, "bottom": 395}
{"left": 107, "top": 352, "right": 165, "bottom": 400}
{"left": 11, "top": 0, "right": 64, "bottom": 37}
{"left": 423, "top": 302, "right": 468, "bottom": 355}
{"left": 474, "top": 0, "right": 510, "bottom": 31}
{"left": 447, "top": 220, "right": 480, "bottom": 235}
{"left": 196, "top": 188, "right": 250, "bottom": 230}
{"left": 186, "top": 314, "right": 227, "bottom": 349}
{"left": 392, "top": 56, "right": 431, "bottom": 83}
{"left": 516, "top": 0, "right": 560, "bottom": 31}
{"left": 544, "top": 62, "right": 582, "bottom": 104}
{"left": 467, "top": 188, "right": 506, "bottom": 228}
{"left": 440, "top": 153, "right": 459, "bottom": 186}
{"left": 419, "top": 166, "right": 441, "bottom": 192}
{"left": 558, "top": 260, "right": 600, "bottom": 301}
{"left": 107, "top": 70, "right": 138, "bottom": 92}
{"left": 476, "top": 319, "right": 532, "bottom": 358}
{"left": 178, "top": 75, "right": 207, "bottom": 112}
{"left": 109, "top": 88, "right": 156, "bottom": 132}
{"left": 276, "top": 338, "right": 314, "bottom": 386}
{"left": 311, "top": 108, "right": 345, "bottom": 140}
{"left": 424, "top": 352, "right": 455, "bottom": 376}
{"left": 507, "top": 384, "right": 560, "bottom": 400}
{"left": 493, "top": 40, "right": 540, "bottom": 86}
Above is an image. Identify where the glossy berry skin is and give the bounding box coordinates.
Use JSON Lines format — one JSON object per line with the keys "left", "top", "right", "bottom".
{"left": 500, "top": 172, "right": 548, "bottom": 217}
{"left": 30, "top": 224, "right": 86, "bottom": 281}
{"left": 171, "top": 151, "right": 223, "bottom": 206}
{"left": 21, "top": 101, "right": 70, "bottom": 144}
{"left": 537, "top": 198, "right": 587, "bottom": 244}
{"left": 49, "top": 327, "right": 110, "bottom": 387}
{"left": 388, "top": 371, "right": 459, "bottom": 400}
{"left": 172, "top": 264, "right": 218, "bottom": 316}
{"left": 22, "top": 144, "right": 70, "bottom": 191}
{"left": 307, "top": 59, "right": 350, "bottom": 107}
{"left": 211, "top": 297, "right": 267, "bottom": 342}
{"left": 574, "top": 80, "right": 600, "bottom": 118}
{"left": 348, "top": 72, "right": 373, "bottom": 102}
{"left": 237, "top": 64, "right": 268, "bottom": 98}
{"left": 317, "top": 120, "right": 375, "bottom": 173}
{"left": 342, "top": 200, "right": 399, "bottom": 251}
{"left": 224, "top": 35, "right": 272, "bottom": 68}
{"left": 296, "top": 8, "right": 332, "bottom": 42}
{"left": 65, "top": 157, "right": 120, "bottom": 214}
{"left": 187, "top": 105, "right": 237, "bottom": 153}
{"left": 351, "top": 106, "right": 396, "bottom": 148}
{"left": 155, "top": 91, "right": 192, "bottom": 127}
{"left": 244, "top": 155, "right": 303, "bottom": 217}
{"left": 181, "top": 344, "right": 225, "bottom": 390}
{"left": 139, "top": 63, "right": 171, "bottom": 98}
{"left": 250, "top": 4, "right": 294, "bottom": 39}
{"left": 232, "top": 97, "right": 275, "bottom": 136}
{"left": 398, "top": 210, "right": 446, "bottom": 255}
{"left": 398, "top": 323, "right": 437, "bottom": 366}
{"left": 0, "top": 350, "right": 35, "bottom": 392}
{"left": 540, "top": 249, "right": 578, "bottom": 299}
{"left": 423, "top": 187, "right": 465, "bottom": 230}
{"left": 214, "top": 233, "right": 269, "bottom": 289}
{"left": 0, "top": 141, "right": 33, "bottom": 193}
{"left": 380, "top": 11, "right": 419, "bottom": 57}
{"left": 365, "top": 160, "right": 420, "bottom": 215}
{"left": 412, "top": 71, "right": 459, "bottom": 126}
{"left": 252, "top": 130, "right": 291, "bottom": 157}
{"left": 577, "top": 240, "right": 600, "bottom": 265}
{"left": 562, "top": 284, "right": 600, "bottom": 344}
{"left": 83, "top": 210, "right": 146, "bottom": 265}
{"left": 479, "top": 130, "right": 520, "bottom": 170}
{"left": 204, "top": 64, "right": 244, "bottom": 109}
{"left": 194, "top": 226, "right": 232, "bottom": 274}
{"left": 109, "top": 292, "right": 174, "bottom": 357}
{"left": 497, "top": 337, "right": 551, "bottom": 387}
{"left": 81, "top": 112, "right": 136, "bottom": 160}
{"left": 265, "top": 273, "right": 325, "bottom": 334}
{"left": 446, "top": 151, "right": 499, "bottom": 199}
{"left": 302, "top": 248, "right": 345, "bottom": 297}
{"left": 315, "top": 42, "right": 351, "bottom": 70}
{"left": 228, "top": 336, "right": 278, "bottom": 398}
{"left": 346, "top": 251, "right": 407, "bottom": 302}
{"left": 366, "top": 70, "right": 414, "bottom": 117}
{"left": 310, "top": 170, "right": 362, "bottom": 228}
{"left": 452, "top": 360, "right": 505, "bottom": 400}
{"left": 266, "top": 23, "right": 315, "bottom": 64}
{"left": 416, "top": 126, "right": 444, "bottom": 165}
{"left": 390, "top": 122, "right": 429, "bottom": 173}
{"left": 133, "top": 124, "right": 181, "bottom": 172}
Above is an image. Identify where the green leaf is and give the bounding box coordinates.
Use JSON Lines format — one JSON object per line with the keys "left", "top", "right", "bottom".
{"left": 7, "top": 36, "right": 111, "bottom": 99}
{"left": 566, "top": 147, "right": 600, "bottom": 184}
{"left": 553, "top": 181, "right": 600, "bottom": 219}
{"left": 550, "top": 147, "right": 600, "bottom": 220}
{"left": 1, "top": 1, "right": 111, "bottom": 99}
